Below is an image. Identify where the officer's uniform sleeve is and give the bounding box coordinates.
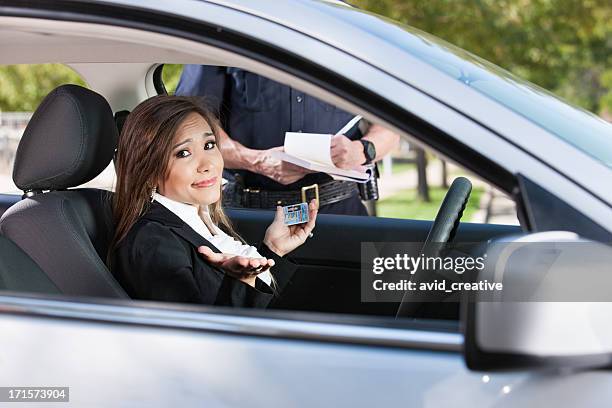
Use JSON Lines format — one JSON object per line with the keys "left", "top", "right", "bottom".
{"left": 175, "top": 64, "right": 227, "bottom": 114}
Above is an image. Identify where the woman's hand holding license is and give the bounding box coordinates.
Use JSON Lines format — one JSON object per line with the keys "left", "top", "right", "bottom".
{"left": 197, "top": 246, "right": 274, "bottom": 287}
{"left": 263, "top": 199, "right": 318, "bottom": 257}
{"left": 197, "top": 199, "right": 317, "bottom": 286}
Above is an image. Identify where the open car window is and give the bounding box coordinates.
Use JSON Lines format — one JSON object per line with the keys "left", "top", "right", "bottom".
{"left": 0, "top": 57, "right": 525, "bottom": 322}
{"left": 161, "top": 63, "right": 520, "bottom": 226}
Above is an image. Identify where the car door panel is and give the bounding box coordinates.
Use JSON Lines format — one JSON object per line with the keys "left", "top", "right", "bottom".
{"left": 227, "top": 208, "right": 522, "bottom": 315}
{"left": 2, "top": 301, "right": 610, "bottom": 408}
{"left": 0, "top": 308, "right": 470, "bottom": 408}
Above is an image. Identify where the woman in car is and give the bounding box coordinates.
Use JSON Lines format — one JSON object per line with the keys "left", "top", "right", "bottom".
{"left": 109, "top": 95, "right": 317, "bottom": 307}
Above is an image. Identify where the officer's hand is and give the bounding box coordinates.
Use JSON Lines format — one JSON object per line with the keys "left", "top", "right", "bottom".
{"left": 330, "top": 134, "right": 366, "bottom": 169}
{"left": 254, "top": 147, "right": 312, "bottom": 185}
{"left": 263, "top": 199, "right": 318, "bottom": 257}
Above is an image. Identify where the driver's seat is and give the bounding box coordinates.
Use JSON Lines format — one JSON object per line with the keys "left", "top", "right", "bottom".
{"left": 0, "top": 85, "right": 128, "bottom": 298}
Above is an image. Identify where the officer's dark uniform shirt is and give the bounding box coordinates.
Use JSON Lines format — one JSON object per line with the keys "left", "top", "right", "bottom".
{"left": 176, "top": 65, "right": 364, "bottom": 193}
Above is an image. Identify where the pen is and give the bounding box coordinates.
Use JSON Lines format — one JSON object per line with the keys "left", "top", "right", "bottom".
{"left": 336, "top": 114, "right": 362, "bottom": 135}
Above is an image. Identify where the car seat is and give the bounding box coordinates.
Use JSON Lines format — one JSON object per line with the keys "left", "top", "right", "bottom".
{"left": 0, "top": 85, "right": 128, "bottom": 298}
{"left": 0, "top": 235, "right": 60, "bottom": 294}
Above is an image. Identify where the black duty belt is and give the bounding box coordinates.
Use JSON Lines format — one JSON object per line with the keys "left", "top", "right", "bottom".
{"left": 223, "top": 180, "right": 359, "bottom": 209}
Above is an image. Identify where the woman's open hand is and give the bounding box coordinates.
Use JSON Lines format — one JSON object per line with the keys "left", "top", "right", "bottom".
{"left": 263, "top": 199, "right": 318, "bottom": 257}
{"left": 197, "top": 246, "right": 274, "bottom": 287}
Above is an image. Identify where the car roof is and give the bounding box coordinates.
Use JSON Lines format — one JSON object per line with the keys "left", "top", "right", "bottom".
{"left": 201, "top": 1, "right": 612, "bottom": 168}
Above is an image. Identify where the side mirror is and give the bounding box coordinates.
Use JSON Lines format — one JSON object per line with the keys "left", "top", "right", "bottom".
{"left": 463, "top": 231, "right": 612, "bottom": 371}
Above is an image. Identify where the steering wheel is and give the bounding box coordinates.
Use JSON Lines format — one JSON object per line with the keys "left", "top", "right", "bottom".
{"left": 395, "top": 176, "right": 472, "bottom": 318}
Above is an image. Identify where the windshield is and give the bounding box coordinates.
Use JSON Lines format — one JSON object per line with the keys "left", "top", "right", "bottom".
{"left": 313, "top": 2, "right": 612, "bottom": 168}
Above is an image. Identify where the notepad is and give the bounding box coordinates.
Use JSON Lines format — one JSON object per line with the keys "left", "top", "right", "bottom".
{"left": 270, "top": 116, "right": 370, "bottom": 182}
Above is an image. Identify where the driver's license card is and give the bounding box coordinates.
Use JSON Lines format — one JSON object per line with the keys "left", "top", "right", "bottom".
{"left": 283, "top": 203, "right": 309, "bottom": 225}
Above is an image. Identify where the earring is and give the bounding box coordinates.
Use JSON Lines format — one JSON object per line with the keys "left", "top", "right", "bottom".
{"left": 150, "top": 186, "right": 157, "bottom": 202}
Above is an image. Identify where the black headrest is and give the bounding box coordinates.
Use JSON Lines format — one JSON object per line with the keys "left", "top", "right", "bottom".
{"left": 12, "top": 84, "right": 118, "bottom": 191}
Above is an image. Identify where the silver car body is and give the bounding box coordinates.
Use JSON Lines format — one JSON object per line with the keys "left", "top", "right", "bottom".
{"left": 0, "top": 0, "right": 611, "bottom": 406}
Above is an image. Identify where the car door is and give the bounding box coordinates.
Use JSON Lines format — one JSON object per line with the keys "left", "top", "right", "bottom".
{"left": 0, "top": 294, "right": 496, "bottom": 408}
{"left": 227, "top": 207, "right": 522, "bottom": 315}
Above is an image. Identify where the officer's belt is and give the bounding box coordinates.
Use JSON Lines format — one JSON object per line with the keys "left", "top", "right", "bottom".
{"left": 226, "top": 180, "right": 359, "bottom": 209}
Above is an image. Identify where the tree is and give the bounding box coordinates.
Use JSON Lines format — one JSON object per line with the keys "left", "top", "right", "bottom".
{"left": 0, "top": 64, "right": 85, "bottom": 111}
{"left": 2, "top": 4, "right": 611, "bottom": 116}
{"left": 348, "top": 0, "right": 612, "bottom": 116}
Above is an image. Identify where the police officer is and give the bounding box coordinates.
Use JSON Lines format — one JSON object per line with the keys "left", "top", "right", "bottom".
{"left": 176, "top": 65, "right": 400, "bottom": 215}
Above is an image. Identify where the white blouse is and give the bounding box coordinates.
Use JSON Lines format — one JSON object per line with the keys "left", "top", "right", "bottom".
{"left": 153, "top": 193, "right": 272, "bottom": 285}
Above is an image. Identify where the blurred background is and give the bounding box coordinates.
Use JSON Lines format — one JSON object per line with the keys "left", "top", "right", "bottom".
{"left": 1, "top": 0, "right": 610, "bottom": 224}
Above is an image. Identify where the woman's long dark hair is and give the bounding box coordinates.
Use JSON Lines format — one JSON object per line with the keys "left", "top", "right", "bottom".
{"left": 107, "top": 96, "right": 242, "bottom": 264}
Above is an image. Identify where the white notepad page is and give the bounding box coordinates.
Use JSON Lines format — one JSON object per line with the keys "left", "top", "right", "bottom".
{"left": 283, "top": 132, "right": 335, "bottom": 166}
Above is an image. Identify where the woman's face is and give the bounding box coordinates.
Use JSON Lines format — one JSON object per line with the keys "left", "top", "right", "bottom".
{"left": 158, "top": 112, "right": 223, "bottom": 207}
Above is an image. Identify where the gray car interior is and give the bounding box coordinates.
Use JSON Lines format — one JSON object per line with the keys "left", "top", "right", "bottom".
{"left": 0, "top": 85, "right": 127, "bottom": 298}
{"left": 0, "top": 235, "right": 60, "bottom": 295}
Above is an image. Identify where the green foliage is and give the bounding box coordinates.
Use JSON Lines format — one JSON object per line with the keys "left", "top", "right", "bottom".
{"left": 162, "top": 64, "right": 184, "bottom": 94}
{"left": 348, "top": 0, "right": 612, "bottom": 115}
{"left": 377, "top": 185, "right": 483, "bottom": 221}
{"left": 378, "top": 161, "right": 415, "bottom": 175}
{"left": 2, "top": 4, "right": 610, "bottom": 115}
{"left": 0, "top": 64, "right": 85, "bottom": 111}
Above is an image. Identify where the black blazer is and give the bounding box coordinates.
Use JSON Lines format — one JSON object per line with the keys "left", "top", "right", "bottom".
{"left": 111, "top": 202, "right": 296, "bottom": 308}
